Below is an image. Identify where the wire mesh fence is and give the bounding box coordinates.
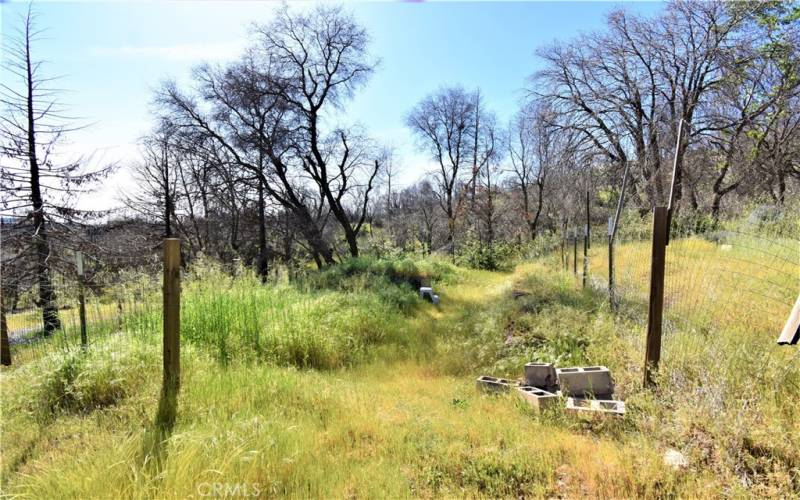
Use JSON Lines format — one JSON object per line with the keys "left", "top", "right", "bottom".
{"left": 3, "top": 206, "right": 797, "bottom": 368}
{"left": 554, "top": 205, "right": 799, "bottom": 342}
{"left": 3, "top": 255, "right": 163, "bottom": 365}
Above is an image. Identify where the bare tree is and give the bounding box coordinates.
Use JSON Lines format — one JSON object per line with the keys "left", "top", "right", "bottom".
{"left": 508, "top": 103, "right": 580, "bottom": 240}
{"left": 406, "top": 86, "right": 477, "bottom": 250}
{"left": 125, "top": 119, "right": 180, "bottom": 238}
{"left": 1, "top": 7, "right": 111, "bottom": 335}
{"left": 254, "top": 5, "right": 382, "bottom": 258}
{"left": 533, "top": 1, "right": 756, "bottom": 209}
{"left": 157, "top": 5, "right": 383, "bottom": 267}
{"left": 473, "top": 113, "right": 501, "bottom": 246}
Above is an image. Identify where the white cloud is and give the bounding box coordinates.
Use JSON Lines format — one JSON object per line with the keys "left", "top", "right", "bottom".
{"left": 91, "top": 40, "right": 246, "bottom": 62}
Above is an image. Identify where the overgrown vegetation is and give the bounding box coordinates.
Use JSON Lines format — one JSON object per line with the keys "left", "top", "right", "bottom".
{"left": 2, "top": 233, "right": 798, "bottom": 497}
{"left": 1, "top": 1, "right": 797, "bottom": 495}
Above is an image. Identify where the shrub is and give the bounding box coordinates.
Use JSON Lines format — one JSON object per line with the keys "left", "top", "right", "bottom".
{"left": 456, "top": 239, "right": 517, "bottom": 271}
{"left": 305, "top": 255, "right": 455, "bottom": 292}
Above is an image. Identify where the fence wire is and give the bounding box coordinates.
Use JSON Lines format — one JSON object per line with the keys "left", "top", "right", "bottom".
{"left": 556, "top": 206, "right": 799, "bottom": 341}
{"left": 3, "top": 255, "right": 163, "bottom": 365}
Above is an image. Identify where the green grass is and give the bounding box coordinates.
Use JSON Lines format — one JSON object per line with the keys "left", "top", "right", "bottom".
{"left": 1, "top": 242, "right": 798, "bottom": 498}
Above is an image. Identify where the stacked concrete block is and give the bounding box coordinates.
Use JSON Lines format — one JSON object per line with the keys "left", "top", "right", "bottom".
{"left": 524, "top": 362, "right": 558, "bottom": 391}
{"left": 475, "top": 362, "right": 624, "bottom": 417}
{"left": 476, "top": 375, "right": 515, "bottom": 393}
{"left": 565, "top": 397, "right": 625, "bottom": 416}
{"left": 556, "top": 366, "right": 614, "bottom": 398}
{"left": 516, "top": 386, "right": 558, "bottom": 412}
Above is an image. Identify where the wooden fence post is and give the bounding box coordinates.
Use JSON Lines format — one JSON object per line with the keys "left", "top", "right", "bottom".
{"left": 76, "top": 251, "right": 88, "bottom": 350}
{"left": 1, "top": 293, "right": 10, "bottom": 366}
{"left": 163, "top": 239, "right": 181, "bottom": 390}
{"left": 644, "top": 207, "right": 669, "bottom": 387}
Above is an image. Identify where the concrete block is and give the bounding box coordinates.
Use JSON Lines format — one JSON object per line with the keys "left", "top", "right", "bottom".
{"left": 565, "top": 397, "right": 625, "bottom": 416}
{"left": 663, "top": 449, "right": 688, "bottom": 470}
{"left": 516, "top": 386, "right": 558, "bottom": 411}
{"left": 419, "top": 287, "right": 434, "bottom": 301}
{"left": 476, "top": 375, "right": 514, "bottom": 393}
{"left": 556, "top": 366, "right": 614, "bottom": 398}
{"left": 432, "top": 294, "right": 440, "bottom": 305}
{"left": 524, "top": 362, "right": 557, "bottom": 389}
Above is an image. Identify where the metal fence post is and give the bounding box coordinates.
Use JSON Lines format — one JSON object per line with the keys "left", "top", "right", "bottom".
{"left": 607, "top": 216, "right": 616, "bottom": 311}
{"left": 76, "top": 251, "right": 87, "bottom": 350}
{"left": 583, "top": 191, "right": 590, "bottom": 288}
{"left": 572, "top": 230, "right": 578, "bottom": 276}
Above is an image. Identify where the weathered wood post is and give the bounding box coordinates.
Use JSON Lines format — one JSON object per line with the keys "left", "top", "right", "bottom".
{"left": 76, "top": 251, "right": 87, "bottom": 350}
{"left": 163, "top": 239, "right": 181, "bottom": 390}
{"left": 1, "top": 293, "right": 10, "bottom": 366}
{"left": 644, "top": 207, "right": 669, "bottom": 387}
{"left": 643, "top": 122, "right": 682, "bottom": 387}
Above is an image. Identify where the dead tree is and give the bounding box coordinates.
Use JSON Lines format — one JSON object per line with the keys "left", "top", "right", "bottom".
{"left": 0, "top": 7, "right": 111, "bottom": 335}
{"left": 254, "top": 5, "right": 381, "bottom": 258}
{"left": 406, "top": 86, "right": 477, "bottom": 251}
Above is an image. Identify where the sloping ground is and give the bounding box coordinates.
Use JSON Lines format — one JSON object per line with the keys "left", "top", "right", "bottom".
{"left": 2, "top": 258, "right": 798, "bottom": 498}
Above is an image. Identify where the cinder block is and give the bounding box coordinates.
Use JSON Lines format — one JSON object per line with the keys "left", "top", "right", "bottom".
{"left": 419, "top": 287, "right": 434, "bottom": 301}
{"left": 565, "top": 397, "right": 625, "bottom": 416}
{"left": 556, "top": 366, "right": 614, "bottom": 398}
{"left": 476, "top": 375, "right": 514, "bottom": 393}
{"left": 524, "top": 362, "right": 557, "bottom": 389}
{"left": 432, "top": 294, "right": 440, "bottom": 305}
{"left": 516, "top": 386, "right": 558, "bottom": 411}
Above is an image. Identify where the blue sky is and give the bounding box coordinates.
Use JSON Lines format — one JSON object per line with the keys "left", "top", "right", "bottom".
{"left": 1, "top": 1, "right": 665, "bottom": 209}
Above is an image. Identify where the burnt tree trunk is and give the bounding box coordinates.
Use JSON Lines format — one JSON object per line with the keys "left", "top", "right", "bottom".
{"left": 256, "top": 176, "right": 269, "bottom": 282}
{"left": 25, "top": 32, "right": 60, "bottom": 336}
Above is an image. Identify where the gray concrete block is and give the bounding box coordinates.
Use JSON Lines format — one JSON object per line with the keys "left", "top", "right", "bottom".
{"left": 419, "top": 287, "right": 434, "bottom": 301}
{"left": 524, "top": 362, "right": 557, "bottom": 389}
{"left": 432, "top": 294, "right": 440, "bottom": 305}
{"left": 565, "top": 397, "right": 625, "bottom": 416}
{"left": 556, "top": 366, "right": 614, "bottom": 398}
{"left": 476, "top": 375, "right": 514, "bottom": 393}
{"left": 663, "top": 449, "right": 688, "bottom": 470}
{"left": 516, "top": 386, "right": 559, "bottom": 412}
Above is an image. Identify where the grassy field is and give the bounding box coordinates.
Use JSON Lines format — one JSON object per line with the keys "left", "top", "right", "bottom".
{"left": 7, "top": 303, "right": 122, "bottom": 335}
{"left": 1, "top": 239, "right": 798, "bottom": 497}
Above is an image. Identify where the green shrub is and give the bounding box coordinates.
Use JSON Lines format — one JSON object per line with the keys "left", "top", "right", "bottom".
{"left": 304, "top": 255, "right": 455, "bottom": 292}
{"left": 456, "top": 239, "right": 517, "bottom": 271}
